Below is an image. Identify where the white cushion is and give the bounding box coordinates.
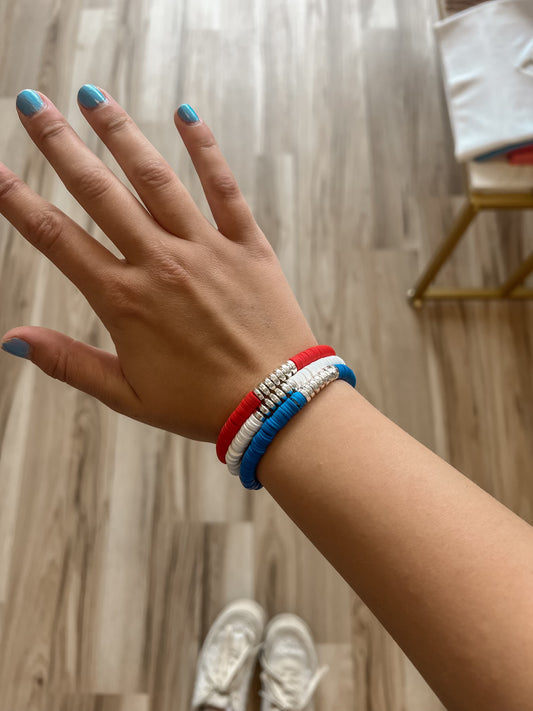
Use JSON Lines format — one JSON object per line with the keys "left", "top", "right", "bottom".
{"left": 467, "top": 159, "right": 533, "bottom": 193}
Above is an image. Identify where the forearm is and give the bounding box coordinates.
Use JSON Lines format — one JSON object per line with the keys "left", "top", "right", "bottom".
{"left": 257, "top": 382, "right": 533, "bottom": 711}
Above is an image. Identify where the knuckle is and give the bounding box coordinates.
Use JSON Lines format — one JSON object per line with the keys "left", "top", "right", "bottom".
{"left": 37, "top": 119, "right": 69, "bottom": 144}
{"left": 251, "top": 231, "right": 277, "bottom": 260}
{"left": 132, "top": 159, "right": 175, "bottom": 192}
{"left": 68, "top": 166, "right": 113, "bottom": 201}
{"left": 49, "top": 341, "right": 73, "bottom": 383}
{"left": 27, "top": 208, "right": 64, "bottom": 253}
{"left": 0, "top": 173, "right": 23, "bottom": 201}
{"left": 146, "top": 245, "right": 189, "bottom": 286}
{"left": 195, "top": 133, "right": 217, "bottom": 152}
{"left": 104, "top": 271, "right": 146, "bottom": 324}
{"left": 104, "top": 112, "right": 133, "bottom": 137}
{"left": 207, "top": 171, "right": 241, "bottom": 201}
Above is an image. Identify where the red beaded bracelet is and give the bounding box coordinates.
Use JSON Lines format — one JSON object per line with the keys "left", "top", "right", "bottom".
{"left": 216, "top": 345, "right": 336, "bottom": 463}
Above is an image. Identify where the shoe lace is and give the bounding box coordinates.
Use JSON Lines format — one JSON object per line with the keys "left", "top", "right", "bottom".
{"left": 259, "top": 656, "right": 329, "bottom": 711}
{"left": 199, "top": 626, "right": 261, "bottom": 709}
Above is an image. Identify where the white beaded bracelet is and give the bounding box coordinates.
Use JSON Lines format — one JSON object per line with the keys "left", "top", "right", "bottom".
{"left": 226, "top": 356, "right": 345, "bottom": 476}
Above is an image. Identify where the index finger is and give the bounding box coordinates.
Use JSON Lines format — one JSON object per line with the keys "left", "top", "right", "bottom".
{"left": 0, "top": 161, "right": 120, "bottom": 317}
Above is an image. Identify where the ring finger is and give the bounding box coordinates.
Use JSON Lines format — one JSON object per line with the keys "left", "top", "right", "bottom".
{"left": 76, "top": 85, "right": 210, "bottom": 241}
{"left": 15, "top": 89, "right": 163, "bottom": 264}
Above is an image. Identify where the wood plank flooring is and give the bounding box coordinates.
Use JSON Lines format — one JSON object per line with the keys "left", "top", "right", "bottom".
{"left": 0, "top": 1, "right": 532, "bottom": 709}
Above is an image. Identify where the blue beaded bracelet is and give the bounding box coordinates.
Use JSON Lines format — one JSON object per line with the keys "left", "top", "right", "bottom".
{"left": 239, "top": 363, "right": 356, "bottom": 490}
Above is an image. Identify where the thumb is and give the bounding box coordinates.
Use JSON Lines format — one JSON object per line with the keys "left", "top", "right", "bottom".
{"left": 1, "top": 326, "right": 141, "bottom": 416}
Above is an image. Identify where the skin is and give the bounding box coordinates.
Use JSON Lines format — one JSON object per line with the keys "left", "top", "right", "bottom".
{"left": 1, "top": 90, "right": 532, "bottom": 711}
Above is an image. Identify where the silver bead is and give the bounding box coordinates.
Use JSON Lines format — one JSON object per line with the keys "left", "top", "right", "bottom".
{"left": 269, "top": 372, "right": 280, "bottom": 386}
{"left": 284, "top": 361, "right": 296, "bottom": 375}
{"left": 270, "top": 393, "right": 281, "bottom": 406}
{"left": 274, "top": 387, "right": 286, "bottom": 400}
{"left": 259, "top": 404, "right": 270, "bottom": 416}
{"left": 254, "top": 387, "right": 264, "bottom": 400}
{"left": 264, "top": 398, "right": 275, "bottom": 410}
{"left": 275, "top": 368, "right": 286, "bottom": 382}
{"left": 264, "top": 377, "right": 275, "bottom": 391}
{"left": 281, "top": 382, "right": 292, "bottom": 395}
{"left": 259, "top": 382, "right": 270, "bottom": 397}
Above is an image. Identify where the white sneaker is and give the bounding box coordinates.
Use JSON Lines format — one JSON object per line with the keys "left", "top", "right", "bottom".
{"left": 191, "top": 599, "right": 266, "bottom": 711}
{"left": 259, "top": 614, "right": 329, "bottom": 711}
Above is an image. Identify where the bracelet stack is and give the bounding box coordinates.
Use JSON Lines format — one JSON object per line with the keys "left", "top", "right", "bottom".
{"left": 217, "top": 345, "right": 356, "bottom": 490}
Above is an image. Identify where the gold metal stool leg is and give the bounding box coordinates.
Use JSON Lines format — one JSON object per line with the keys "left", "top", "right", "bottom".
{"left": 407, "top": 199, "right": 478, "bottom": 308}
{"left": 499, "top": 251, "right": 533, "bottom": 296}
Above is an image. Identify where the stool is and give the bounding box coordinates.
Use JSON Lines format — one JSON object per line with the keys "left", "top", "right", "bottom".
{"left": 407, "top": 0, "right": 533, "bottom": 307}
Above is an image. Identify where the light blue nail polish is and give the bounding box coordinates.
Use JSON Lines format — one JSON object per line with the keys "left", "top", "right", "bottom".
{"left": 2, "top": 338, "right": 31, "bottom": 358}
{"left": 177, "top": 104, "right": 200, "bottom": 124}
{"left": 16, "top": 90, "right": 44, "bottom": 117}
{"left": 78, "top": 84, "right": 107, "bottom": 109}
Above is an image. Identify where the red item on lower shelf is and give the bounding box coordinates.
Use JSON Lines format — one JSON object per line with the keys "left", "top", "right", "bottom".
{"left": 507, "top": 146, "right": 533, "bottom": 165}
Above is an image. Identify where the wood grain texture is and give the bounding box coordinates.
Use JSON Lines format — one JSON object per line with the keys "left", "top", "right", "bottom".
{"left": 1, "top": 0, "right": 532, "bottom": 709}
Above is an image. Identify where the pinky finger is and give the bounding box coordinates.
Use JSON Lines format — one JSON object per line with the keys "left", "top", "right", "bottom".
{"left": 1, "top": 326, "right": 141, "bottom": 417}
{"left": 174, "top": 105, "right": 258, "bottom": 241}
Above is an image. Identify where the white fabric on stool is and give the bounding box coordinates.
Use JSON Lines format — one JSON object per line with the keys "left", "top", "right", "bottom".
{"left": 435, "top": 0, "right": 533, "bottom": 162}
{"left": 467, "top": 158, "right": 533, "bottom": 193}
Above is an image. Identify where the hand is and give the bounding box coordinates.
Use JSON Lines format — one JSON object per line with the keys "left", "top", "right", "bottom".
{"left": 0, "top": 86, "right": 317, "bottom": 442}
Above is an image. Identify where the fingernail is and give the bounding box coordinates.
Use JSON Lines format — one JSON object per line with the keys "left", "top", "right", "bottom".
{"left": 177, "top": 104, "right": 200, "bottom": 124}
{"left": 78, "top": 84, "right": 107, "bottom": 109}
{"left": 2, "top": 338, "right": 31, "bottom": 358}
{"left": 16, "top": 90, "right": 45, "bottom": 117}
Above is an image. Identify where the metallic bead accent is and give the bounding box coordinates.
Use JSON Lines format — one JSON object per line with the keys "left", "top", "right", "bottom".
{"left": 259, "top": 404, "right": 270, "bottom": 416}
{"left": 264, "top": 377, "right": 275, "bottom": 391}
{"left": 281, "top": 382, "right": 292, "bottom": 395}
{"left": 285, "top": 361, "right": 297, "bottom": 375}
{"left": 254, "top": 387, "right": 264, "bottom": 400}
{"left": 270, "top": 372, "right": 280, "bottom": 386}
{"left": 264, "top": 398, "right": 275, "bottom": 410}
{"left": 270, "top": 393, "right": 281, "bottom": 406}
{"left": 301, "top": 388, "right": 313, "bottom": 402}
{"left": 259, "top": 382, "right": 270, "bottom": 397}
{"left": 275, "top": 368, "right": 286, "bottom": 381}
{"left": 274, "top": 387, "right": 286, "bottom": 400}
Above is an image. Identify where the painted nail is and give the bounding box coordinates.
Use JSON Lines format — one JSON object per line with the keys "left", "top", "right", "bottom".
{"left": 78, "top": 84, "right": 107, "bottom": 109}
{"left": 16, "top": 90, "right": 45, "bottom": 117}
{"left": 177, "top": 104, "right": 200, "bottom": 124}
{"left": 2, "top": 338, "right": 31, "bottom": 358}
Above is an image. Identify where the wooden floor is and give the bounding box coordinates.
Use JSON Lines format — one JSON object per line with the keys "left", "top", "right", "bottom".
{"left": 1, "top": 0, "right": 532, "bottom": 709}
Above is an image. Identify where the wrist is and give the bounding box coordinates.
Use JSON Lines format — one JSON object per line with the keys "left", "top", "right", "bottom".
{"left": 256, "top": 379, "right": 358, "bottom": 491}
